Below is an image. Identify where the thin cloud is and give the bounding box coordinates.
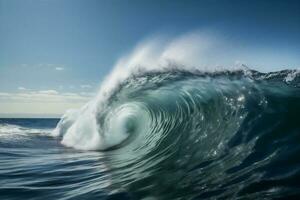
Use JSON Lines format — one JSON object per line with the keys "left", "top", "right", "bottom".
{"left": 16, "top": 63, "right": 66, "bottom": 71}
{"left": 80, "top": 84, "right": 92, "bottom": 89}
{"left": 0, "top": 90, "right": 93, "bottom": 116}
{"left": 0, "top": 90, "right": 93, "bottom": 104}
{"left": 38, "top": 90, "right": 59, "bottom": 95}
{"left": 18, "top": 87, "right": 27, "bottom": 91}
{"left": 55, "top": 67, "right": 65, "bottom": 71}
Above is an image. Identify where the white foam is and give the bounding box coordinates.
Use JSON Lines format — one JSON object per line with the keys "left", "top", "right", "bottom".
{"left": 61, "top": 108, "right": 101, "bottom": 150}
{"left": 285, "top": 69, "right": 300, "bottom": 83}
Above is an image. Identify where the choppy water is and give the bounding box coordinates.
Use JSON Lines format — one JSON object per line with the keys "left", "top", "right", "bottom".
{"left": 1, "top": 69, "right": 300, "bottom": 199}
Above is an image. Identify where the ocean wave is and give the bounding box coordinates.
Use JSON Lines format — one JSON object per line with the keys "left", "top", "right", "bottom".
{"left": 51, "top": 66, "right": 300, "bottom": 198}
{"left": 50, "top": 33, "right": 300, "bottom": 199}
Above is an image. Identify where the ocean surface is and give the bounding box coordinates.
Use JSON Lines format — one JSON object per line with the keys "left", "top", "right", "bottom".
{"left": 1, "top": 69, "right": 300, "bottom": 199}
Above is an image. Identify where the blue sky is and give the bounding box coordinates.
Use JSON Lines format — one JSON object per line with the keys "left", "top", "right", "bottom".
{"left": 0, "top": 0, "right": 299, "bottom": 117}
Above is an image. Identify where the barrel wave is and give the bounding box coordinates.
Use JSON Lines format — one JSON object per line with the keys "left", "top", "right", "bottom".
{"left": 0, "top": 31, "right": 299, "bottom": 199}
{"left": 52, "top": 67, "right": 300, "bottom": 199}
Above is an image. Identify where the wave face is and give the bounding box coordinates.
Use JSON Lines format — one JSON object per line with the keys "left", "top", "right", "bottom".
{"left": 52, "top": 67, "right": 300, "bottom": 199}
